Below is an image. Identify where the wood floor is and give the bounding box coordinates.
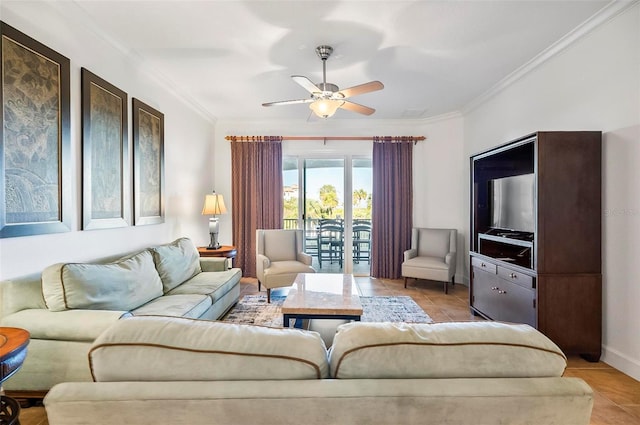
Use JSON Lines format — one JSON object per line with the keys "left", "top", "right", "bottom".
{"left": 17, "top": 276, "right": 640, "bottom": 425}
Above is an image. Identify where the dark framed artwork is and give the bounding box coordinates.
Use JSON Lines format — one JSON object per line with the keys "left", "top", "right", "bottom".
{"left": 81, "top": 68, "right": 130, "bottom": 230}
{"left": 132, "top": 98, "right": 164, "bottom": 225}
{"left": 0, "top": 21, "right": 71, "bottom": 238}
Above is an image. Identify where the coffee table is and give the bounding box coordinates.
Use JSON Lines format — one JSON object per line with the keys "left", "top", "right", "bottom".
{"left": 282, "top": 273, "right": 363, "bottom": 328}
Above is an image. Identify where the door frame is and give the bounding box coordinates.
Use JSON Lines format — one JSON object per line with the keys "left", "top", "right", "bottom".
{"left": 285, "top": 154, "right": 371, "bottom": 275}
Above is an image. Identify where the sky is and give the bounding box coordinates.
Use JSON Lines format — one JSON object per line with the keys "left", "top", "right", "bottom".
{"left": 283, "top": 166, "right": 372, "bottom": 203}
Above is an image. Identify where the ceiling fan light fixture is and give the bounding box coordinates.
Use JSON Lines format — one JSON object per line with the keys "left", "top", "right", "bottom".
{"left": 310, "top": 99, "right": 344, "bottom": 118}
{"left": 263, "top": 45, "right": 383, "bottom": 118}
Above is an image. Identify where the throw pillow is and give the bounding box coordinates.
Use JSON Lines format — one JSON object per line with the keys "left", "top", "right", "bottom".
{"left": 41, "top": 249, "right": 163, "bottom": 312}
{"left": 152, "top": 237, "right": 202, "bottom": 293}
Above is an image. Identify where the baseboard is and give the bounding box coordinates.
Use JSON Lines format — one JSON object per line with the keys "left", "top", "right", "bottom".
{"left": 601, "top": 345, "right": 640, "bottom": 381}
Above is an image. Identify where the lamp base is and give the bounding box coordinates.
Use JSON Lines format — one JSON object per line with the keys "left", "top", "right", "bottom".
{"left": 208, "top": 230, "right": 221, "bottom": 250}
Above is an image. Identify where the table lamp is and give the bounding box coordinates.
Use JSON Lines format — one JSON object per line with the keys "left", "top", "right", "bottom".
{"left": 202, "top": 191, "right": 227, "bottom": 250}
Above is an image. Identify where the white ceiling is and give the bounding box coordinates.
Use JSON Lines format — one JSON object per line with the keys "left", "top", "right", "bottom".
{"left": 67, "top": 0, "right": 611, "bottom": 121}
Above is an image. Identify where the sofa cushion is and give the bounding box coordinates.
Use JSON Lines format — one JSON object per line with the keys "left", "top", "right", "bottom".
{"left": 41, "top": 250, "right": 163, "bottom": 312}
{"left": 263, "top": 261, "right": 315, "bottom": 278}
{"left": 131, "top": 294, "right": 213, "bottom": 319}
{"left": 329, "top": 322, "right": 567, "bottom": 379}
{"left": 89, "top": 316, "right": 330, "bottom": 381}
{"left": 152, "top": 237, "right": 202, "bottom": 293}
{"left": 402, "top": 256, "right": 450, "bottom": 270}
{"left": 167, "top": 269, "right": 241, "bottom": 303}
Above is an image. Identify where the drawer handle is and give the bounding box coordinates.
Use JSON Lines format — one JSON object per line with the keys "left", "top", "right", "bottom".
{"left": 481, "top": 263, "right": 487, "bottom": 268}
{"left": 491, "top": 286, "right": 499, "bottom": 291}
{"left": 510, "top": 273, "right": 517, "bottom": 279}
{"left": 498, "top": 290, "right": 507, "bottom": 294}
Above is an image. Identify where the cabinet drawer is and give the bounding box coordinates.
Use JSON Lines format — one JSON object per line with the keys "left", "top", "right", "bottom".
{"left": 497, "top": 266, "right": 534, "bottom": 289}
{"left": 471, "top": 257, "right": 497, "bottom": 274}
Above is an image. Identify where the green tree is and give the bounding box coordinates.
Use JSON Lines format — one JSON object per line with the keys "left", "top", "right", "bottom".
{"left": 283, "top": 197, "right": 298, "bottom": 219}
{"left": 353, "top": 188, "right": 368, "bottom": 208}
{"left": 318, "top": 184, "right": 339, "bottom": 217}
{"left": 306, "top": 199, "right": 324, "bottom": 218}
{"left": 352, "top": 188, "right": 372, "bottom": 219}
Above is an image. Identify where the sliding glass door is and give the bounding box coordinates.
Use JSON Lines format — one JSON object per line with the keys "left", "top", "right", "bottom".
{"left": 351, "top": 158, "right": 372, "bottom": 275}
{"left": 283, "top": 156, "right": 371, "bottom": 275}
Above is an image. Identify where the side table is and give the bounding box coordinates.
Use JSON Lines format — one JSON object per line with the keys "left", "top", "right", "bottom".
{"left": 198, "top": 245, "right": 237, "bottom": 268}
{"left": 1, "top": 327, "right": 30, "bottom": 425}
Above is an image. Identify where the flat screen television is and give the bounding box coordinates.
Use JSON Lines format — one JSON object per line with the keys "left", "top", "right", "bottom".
{"left": 490, "top": 173, "right": 535, "bottom": 233}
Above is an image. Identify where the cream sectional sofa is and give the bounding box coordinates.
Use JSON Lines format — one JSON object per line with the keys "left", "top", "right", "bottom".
{"left": 44, "top": 317, "right": 594, "bottom": 425}
{"left": 0, "top": 237, "right": 241, "bottom": 393}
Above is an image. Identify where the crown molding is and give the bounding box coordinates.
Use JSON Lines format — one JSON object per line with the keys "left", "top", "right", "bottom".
{"left": 57, "top": 1, "right": 217, "bottom": 124}
{"left": 417, "top": 110, "right": 463, "bottom": 124}
{"left": 462, "top": 0, "right": 639, "bottom": 115}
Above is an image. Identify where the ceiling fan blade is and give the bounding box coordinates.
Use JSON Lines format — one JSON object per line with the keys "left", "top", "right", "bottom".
{"left": 262, "top": 98, "right": 314, "bottom": 107}
{"left": 292, "top": 75, "right": 322, "bottom": 94}
{"left": 338, "top": 81, "right": 384, "bottom": 98}
{"left": 340, "top": 100, "right": 375, "bottom": 116}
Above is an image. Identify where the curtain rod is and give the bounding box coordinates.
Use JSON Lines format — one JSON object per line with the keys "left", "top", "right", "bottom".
{"left": 225, "top": 135, "right": 426, "bottom": 145}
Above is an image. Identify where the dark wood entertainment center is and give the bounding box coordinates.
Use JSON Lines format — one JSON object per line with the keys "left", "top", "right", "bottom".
{"left": 469, "top": 131, "right": 602, "bottom": 361}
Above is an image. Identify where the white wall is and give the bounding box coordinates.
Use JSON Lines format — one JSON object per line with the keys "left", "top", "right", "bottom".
{"left": 213, "top": 115, "right": 467, "bottom": 280}
{"left": 463, "top": 4, "right": 640, "bottom": 380}
{"left": 0, "top": 2, "right": 215, "bottom": 279}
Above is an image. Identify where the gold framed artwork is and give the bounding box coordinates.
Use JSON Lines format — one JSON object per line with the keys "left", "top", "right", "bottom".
{"left": 132, "top": 98, "right": 164, "bottom": 225}
{"left": 0, "top": 21, "right": 71, "bottom": 238}
{"left": 81, "top": 68, "right": 130, "bottom": 230}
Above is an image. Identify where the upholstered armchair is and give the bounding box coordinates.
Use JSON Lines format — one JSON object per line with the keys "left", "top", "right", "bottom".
{"left": 256, "top": 229, "right": 316, "bottom": 302}
{"left": 401, "top": 228, "right": 457, "bottom": 294}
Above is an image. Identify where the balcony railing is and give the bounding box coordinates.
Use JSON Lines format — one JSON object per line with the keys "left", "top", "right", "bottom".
{"left": 284, "top": 218, "right": 371, "bottom": 230}
{"left": 283, "top": 218, "right": 299, "bottom": 229}
{"left": 283, "top": 218, "right": 371, "bottom": 274}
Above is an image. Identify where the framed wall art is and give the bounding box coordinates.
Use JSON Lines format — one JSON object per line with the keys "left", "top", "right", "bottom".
{"left": 81, "top": 68, "right": 130, "bottom": 230}
{"left": 0, "top": 21, "right": 71, "bottom": 238}
{"left": 132, "top": 98, "right": 164, "bottom": 225}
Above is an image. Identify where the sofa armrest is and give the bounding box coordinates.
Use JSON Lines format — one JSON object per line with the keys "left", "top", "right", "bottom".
{"left": 1, "top": 273, "right": 47, "bottom": 320}
{"left": 256, "top": 254, "right": 270, "bottom": 281}
{"left": 403, "top": 249, "right": 417, "bottom": 262}
{"left": 297, "top": 252, "right": 313, "bottom": 266}
{"left": 445, "top": 252, "right": 456, "bottom": 268}
{"left": 199, "top": 257, "right": 228, "bottom": 272}
{"left": 1, "top": 308, "right": 130, "bottom": 341}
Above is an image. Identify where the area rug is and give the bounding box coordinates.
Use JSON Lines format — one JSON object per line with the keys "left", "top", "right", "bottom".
{"left": 222, "top": 295, "right": 432, "bottom": 327}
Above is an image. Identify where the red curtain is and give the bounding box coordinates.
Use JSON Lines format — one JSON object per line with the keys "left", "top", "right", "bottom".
{"left": 370, "top": 137, "right": 413, "bottom": 278}
{"left": 230, "top": 137, "right": 283, "bottom": 277}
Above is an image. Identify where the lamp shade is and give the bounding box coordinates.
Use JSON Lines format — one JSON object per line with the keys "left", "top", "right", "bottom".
{"left": 310, "top": 99, "right": 344, "bottom": 118}
{"left": 202, "top": 193, "right": 227, "bottom": 215}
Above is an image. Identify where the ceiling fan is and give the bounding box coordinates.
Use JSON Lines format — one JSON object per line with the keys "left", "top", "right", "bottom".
{"left": 262, "top": 45, "right": 384, "bottom": 118}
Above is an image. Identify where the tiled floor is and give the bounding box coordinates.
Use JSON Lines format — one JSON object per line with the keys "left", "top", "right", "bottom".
{"left": 18, "top": 276, "right": 640, "bottom": 425}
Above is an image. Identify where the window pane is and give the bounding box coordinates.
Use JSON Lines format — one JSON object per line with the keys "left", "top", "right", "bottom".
{"left": 304, "top": 159, "right": 344, "bottom": 220}
{"left": 283, "top": 157, "right": 298, "bottom": 229}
